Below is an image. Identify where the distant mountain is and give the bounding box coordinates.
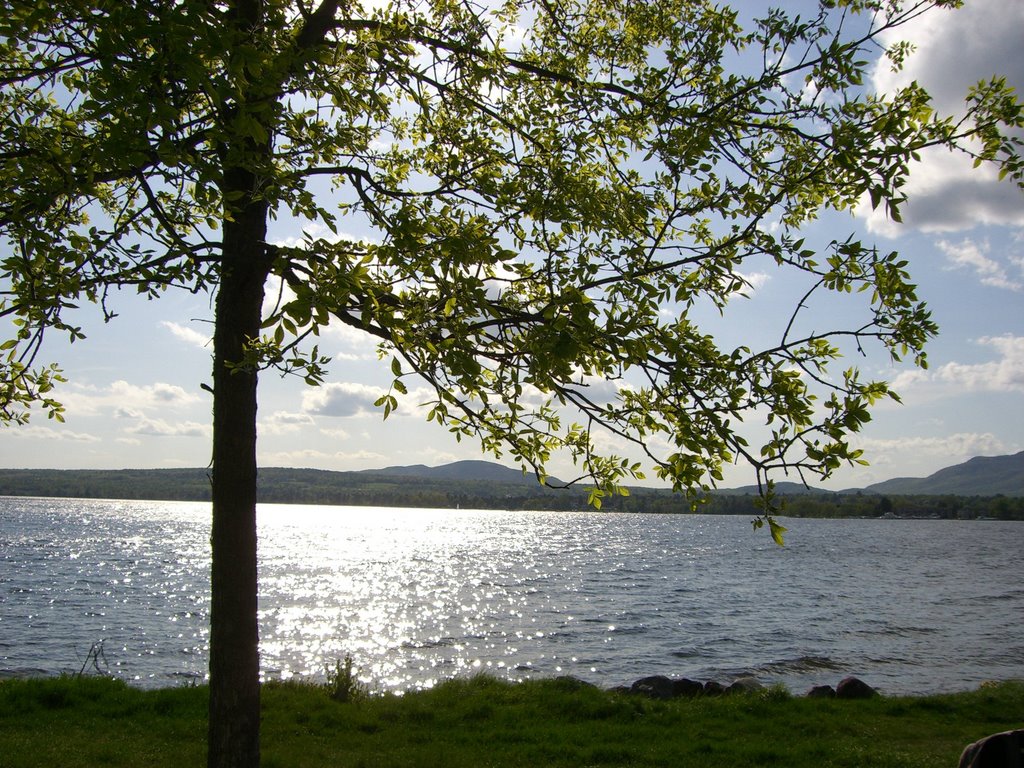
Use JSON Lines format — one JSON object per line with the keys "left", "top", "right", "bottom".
{"left": 0, "top": 463, "right": 591, "bottom": 512}
{"left": 361, "top": 453, "right": 1024, "bottom": 498}
{"left": 717, "top": 452, "right": 1024, "bottom": 498}
{"left": 362, "top": 459, "right": 553, "bottom": 486}
{"left": 861, "top": 451, "right": 1024, "bottom": 497}
{"left": 717, "top": 480, "right": 824, "bottom": 496}
{"left": 1, "top": 453, "right": 1021, "bottom": 513}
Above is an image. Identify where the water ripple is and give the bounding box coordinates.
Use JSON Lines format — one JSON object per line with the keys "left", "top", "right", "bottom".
{"left": 1, "top": 499, "right": 1022, "bottom": 694}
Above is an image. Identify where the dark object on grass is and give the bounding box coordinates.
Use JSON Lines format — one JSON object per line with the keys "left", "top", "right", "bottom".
{"left": 836, "top": 676, "right": 877, "bottom": 699}
{"left": 726, "top": 677, "right": 763, "bottom": 695}
{"left": 703, "top": 680, "right": 726, "bottom": 696}
{"left": 552, "top": 676, "right": 598, "bottom": 692}
{"left": 672, "top": 678, "right": 704, "bottom": 698}
{"left": 959, "top": 729, "right": 1024, "bottom": 768}
{"left": 630, "top": 675, "right": 676, "bottom": 699}
{"left": 626, "top": 676, "right": 721, "bottom": 699}
{"left": 806, "top": 685, "right": 837, "bottom": 699}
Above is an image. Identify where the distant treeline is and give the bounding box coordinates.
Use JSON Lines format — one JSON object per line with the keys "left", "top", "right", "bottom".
{"left": 698, "top": 491, "right": 1024, "bottom": 521}
{"left": 0, "top": 467, "right": 1021, "bottom": 520}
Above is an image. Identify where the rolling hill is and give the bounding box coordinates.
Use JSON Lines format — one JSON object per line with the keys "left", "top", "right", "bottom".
{"left": 361, "top": 459, "right": 558, "bottom": 485}
{"left": 861, "top": 451, "right": 1024, "bottom": 497}
{"left": 0, "top": 452, "right": 1020, "bottom": 510}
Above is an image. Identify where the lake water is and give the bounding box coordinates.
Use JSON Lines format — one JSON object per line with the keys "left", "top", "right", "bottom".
{"left": 1, "top": 496, "right": 1021, "bottom": 696}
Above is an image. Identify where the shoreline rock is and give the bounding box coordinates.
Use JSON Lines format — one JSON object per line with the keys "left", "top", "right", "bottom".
{"left": 835, "top": 676, "right": 878, "bottom": 699}
{"left": 617, "top": 674, "right": 879, "bottom": 700}
{"left": 806, "top": 684, "right": 836, "bottom": 699}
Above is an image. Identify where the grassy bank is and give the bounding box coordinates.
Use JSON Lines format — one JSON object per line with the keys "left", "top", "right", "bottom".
{"left": 1, "top": 675, "right": 1021, "bottom": 767}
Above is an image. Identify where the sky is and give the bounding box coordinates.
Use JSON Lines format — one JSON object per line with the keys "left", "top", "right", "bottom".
{"left": 2, "top": 0, "right": 1022, "bottom": 491}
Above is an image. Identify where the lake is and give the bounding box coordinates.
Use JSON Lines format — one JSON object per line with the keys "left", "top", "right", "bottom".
{"left": 1, "top": 496, "right": 1021, "bottom": 695}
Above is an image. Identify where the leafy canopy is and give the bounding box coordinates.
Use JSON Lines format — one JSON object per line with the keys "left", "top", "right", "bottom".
{"left": 2, "top": 0, "right": 1022, "bottom": 533}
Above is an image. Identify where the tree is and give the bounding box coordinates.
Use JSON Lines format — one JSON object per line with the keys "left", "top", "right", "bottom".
{"left": 1, "top": 0, "right": 1021, "bottom": 765}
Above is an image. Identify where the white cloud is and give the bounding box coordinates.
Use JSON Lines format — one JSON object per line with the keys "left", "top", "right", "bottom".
{"left": 736, "top": 270, "right": 770, "bottom": 296}
{"left": 261, "top": 274, "right": 297, "bottom": 322}
{"left": 891, "top": 335, "right": 1024, "bottom": 396}
{"left": 933, "top": 335, "right": 1024, "bottom": 393}
{"left": 856, "top": 432, "right": 1010, "bottom": 470}
{"left": 125, "top": 417, "right": 211, "bottom": 437}
{"left": 299, "top": 380, "right": 446, "bottom": 419}
{"left": 888, "top": 367, "right": 930, "bottom": 392}
{"left": 873, "top": 0, "right": 1024, "bottom": 118}
{"left": 936, "top": 237, "right": 1023, "bottom": 291}
{"left": 861, "top": 0, "right": 1024, "bottom": 235}
{"left": 162, "top": 321, "right": 212, "bottom": 349}
{"left": 270, "top": 223, "right": 372, "bottom": 252}
{"left": 63, "top": 380, "right": 202, "bottom": 417}
{"left": 259, "top": 410, "right": 317, "bottom": 436}
{"left": 319, "top": 322, "right": 379, "bottom": 357}
{"left": 333, "top": 350, "right": 372, "bottom": 362}
{"left": 6, "top": 425, "right": 101, "bottom": 442}
{"left": 117, "top": 380, "right": 199, "bottom": 405}
{"left": 570, "top": 372, "right": 630, "bottom": 407}
{"left": 301, "top": 382, "right": 386, "bottom": 417}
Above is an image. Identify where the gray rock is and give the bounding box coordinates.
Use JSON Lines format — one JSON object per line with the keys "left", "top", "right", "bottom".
{"left": 806, "top": 684, "right": 836, "bottom": 699}
{"left": 672, "top": 678, "right": 704, "bottom": 698}
{"left": 630, "top": 675, "right": 675, "bottom": 699}
{"left": 703, "top": 680, "right": 726, "bottom": 696}
{"left": 552, "top": 676, "right": 597, "bottom": 691}
{"left": 835, "top": 676, "right": 877, "bottom": 699}
{"left": 726, "top": 677, "right": 764, "bottom": 695}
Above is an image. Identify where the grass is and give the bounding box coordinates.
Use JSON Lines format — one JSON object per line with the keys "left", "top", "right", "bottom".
{"left": 0, "top": 675, "right": 1021, "bottom": 767}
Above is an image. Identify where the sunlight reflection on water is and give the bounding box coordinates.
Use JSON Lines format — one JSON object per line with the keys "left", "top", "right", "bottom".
{"left": 1, "top": 498, "right": 1022, "bottom": 694}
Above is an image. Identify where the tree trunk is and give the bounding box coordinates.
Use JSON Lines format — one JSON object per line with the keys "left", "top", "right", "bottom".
{"left": 208, "top": 181, "right": 271, "bottom": 768}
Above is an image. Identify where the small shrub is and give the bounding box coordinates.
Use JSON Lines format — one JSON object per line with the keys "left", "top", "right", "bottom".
{"left": 760, "top": 684, "right": 794, "bottom": 703}
{"left": 325, "top": 654, "right": 365, "bottom": 703}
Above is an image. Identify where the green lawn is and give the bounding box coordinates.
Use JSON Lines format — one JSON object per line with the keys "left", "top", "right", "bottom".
{"left": 1, "top": 675, "right": 1021, "bottom": 767}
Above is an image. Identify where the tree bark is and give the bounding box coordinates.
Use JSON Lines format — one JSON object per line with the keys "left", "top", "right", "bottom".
{"left": 207, "top": 0, "right": 274, "bottom": 762}
{"left": 208, "top": 177, "right": 271, "bottom": 768}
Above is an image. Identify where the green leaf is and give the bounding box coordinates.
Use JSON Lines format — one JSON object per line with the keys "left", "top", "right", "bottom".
{"left": 768, "top": 518, "right": 788, "bottom": 547}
